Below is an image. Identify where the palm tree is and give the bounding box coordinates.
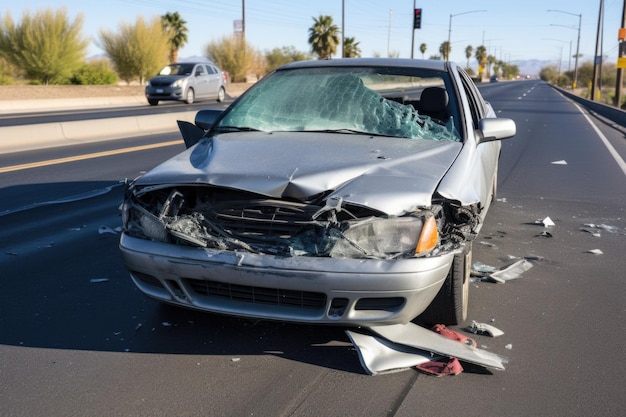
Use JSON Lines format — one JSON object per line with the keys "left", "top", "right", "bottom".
{"left": 308, "top": 15, "right": 339, "bottom": 59}
{"left": 475, "top": 45, "right": 487, "bottom": 80}
{"left": 161, "top": 12, "right": 188, "bottom": 63}
{"left": 465, "top": 45, "right": 473, "bottom": 69}
{"left": 487, "top": 55, "right": 496, "bottom": 78}
{"left": 343, "top": 37, "right": 361, "bottom": 58}
{"left": 439, "top": 41, "right": 451, "bottom": 61}
{"left": 419, "top": 43, "right": 427, "bottom": 59}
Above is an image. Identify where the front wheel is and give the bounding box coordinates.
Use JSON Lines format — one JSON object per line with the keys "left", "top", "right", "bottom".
{"left": 148, "top": 99, "right": 159, "bottom": 106}
{"left": 184, "top": 88, "right": 195, "bottom": 104}
{"left": 419, "top": 242, "right": 471, "bottom": 325}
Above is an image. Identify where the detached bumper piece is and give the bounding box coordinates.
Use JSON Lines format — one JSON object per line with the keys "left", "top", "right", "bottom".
{"left": 346, "top": 321, "right": 508, "bottom": 375}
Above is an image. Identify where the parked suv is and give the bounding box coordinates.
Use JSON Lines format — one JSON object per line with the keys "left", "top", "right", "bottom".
{"left": 145, "top": 62, "right": 226, "bottom": 105}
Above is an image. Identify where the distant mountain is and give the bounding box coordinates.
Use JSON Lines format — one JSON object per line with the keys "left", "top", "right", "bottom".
{"left": 511, "top": 59, "right": 555, "bottom": 77}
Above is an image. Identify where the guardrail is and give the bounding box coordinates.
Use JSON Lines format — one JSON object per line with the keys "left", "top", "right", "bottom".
{"left": 554, "top": 85, "right": 626, "bottom": 127}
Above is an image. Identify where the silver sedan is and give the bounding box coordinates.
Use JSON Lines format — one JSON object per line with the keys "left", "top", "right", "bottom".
{"left": 120, "top": 58, "right": 515, "bottom": 326}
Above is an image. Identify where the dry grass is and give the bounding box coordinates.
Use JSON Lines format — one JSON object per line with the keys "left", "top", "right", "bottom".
{"left": 0, "top": 85, "right": 145, "bottom": 100}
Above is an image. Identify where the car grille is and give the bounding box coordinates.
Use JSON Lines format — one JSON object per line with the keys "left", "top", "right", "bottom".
{"left": 211, "top": 200, "right": 321, "bottom": 240}
{"left": 150, "top": 81, "right": 173, "bottom": 87}
{"left": 185, "top": 278, "right": 327, "bottom": 310}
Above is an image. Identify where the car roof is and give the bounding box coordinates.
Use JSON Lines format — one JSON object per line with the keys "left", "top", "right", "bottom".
{"left": 278, "top": 58, "right": 453, "bottom": 72}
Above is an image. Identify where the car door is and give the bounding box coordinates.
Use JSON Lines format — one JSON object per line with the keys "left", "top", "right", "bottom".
{"left": 457, "top": 67, "right": 500, "bottom": 211}
{"left": 205, "top": 65, "right": 221, "bottom": 98}
{"left": 192, "top": 64, "right": 210, "bottom": 97}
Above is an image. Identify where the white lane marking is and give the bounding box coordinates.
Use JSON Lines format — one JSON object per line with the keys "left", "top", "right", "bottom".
{"left": 573, "top": 103, "right": 626, "bottom": 177}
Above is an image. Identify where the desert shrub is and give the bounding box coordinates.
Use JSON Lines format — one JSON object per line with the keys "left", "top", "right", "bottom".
{"left": 71, "top": 60, "right": 118, "bottom": 85}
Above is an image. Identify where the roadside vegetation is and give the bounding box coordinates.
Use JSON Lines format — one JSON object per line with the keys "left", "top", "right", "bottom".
{"left": 539, "top": 60, "right": 625, "bottom": 108}
{"left": 3, "top": 4, "right": 618, "bottom": 109}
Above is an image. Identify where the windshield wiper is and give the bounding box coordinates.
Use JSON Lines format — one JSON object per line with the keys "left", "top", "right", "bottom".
{"left": 214, "top": 126, "right": 261, "bottom": 133}
{"left": 307, "top": 128, "right": 397, "bottom": 138}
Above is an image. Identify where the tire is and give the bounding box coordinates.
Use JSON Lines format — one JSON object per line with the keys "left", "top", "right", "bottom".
{"left": 420, "top": 242, "right": 471, "bottom": 325}
{"left": 148, "top": 99, "right": 159, "bottom": 106}
{"left": 216, "top": 86, "right": 226, "bottom": 102}
{"left": 184, "top": 88, "right": 195, "bottom": 104}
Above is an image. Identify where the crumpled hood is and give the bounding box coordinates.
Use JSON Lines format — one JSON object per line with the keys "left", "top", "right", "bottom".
{"left": 135, "top": 132, "right": 462, "bottom": 215}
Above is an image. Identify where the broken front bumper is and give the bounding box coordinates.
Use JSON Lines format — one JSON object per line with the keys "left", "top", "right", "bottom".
{"left": 120, "top": 233, "right": 453, "bottom": 326}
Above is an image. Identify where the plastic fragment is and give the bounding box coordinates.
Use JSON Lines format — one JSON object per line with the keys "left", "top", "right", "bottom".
{"left": 345, "top": 330, "right": 438, "bottom": 375}
{"left": 467, "top": 321, "right": 504, "bottom": 337}
{"left": 535, "top": 231, "right": 552, "bottom": 238}
{"left": 536, "top": 217, "right": 555, "bottom": 227}
{"left": 586, "top": 249, "right": 603, "bottom": 255}
{"left": 488, "top": 259, "right": 533, "bottom": 282}
{"left": 505, "top": 344, "right": 513, "bottom": 350}
{"left": 551, "top": 160, "right": 568, "bottom": 165}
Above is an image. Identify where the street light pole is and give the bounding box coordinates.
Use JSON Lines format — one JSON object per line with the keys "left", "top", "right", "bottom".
{"left": 548, "top": 9, "right": 582, "bottom": 88}
{"left": 447, "top": 10, "right": 487, "bottom": 61}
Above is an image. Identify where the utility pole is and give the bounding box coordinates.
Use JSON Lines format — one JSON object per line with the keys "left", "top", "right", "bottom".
{"left": 342, "top": 0, "right": 345, "bottom": 58}
{"left": 411, "top": 0, "right": 416, "bottom": 59}
{"left": 615, "top": 0, "right": 626, "bottom": 107}
{"left": 591, "top": 0, "right": 604, "bottom": 101}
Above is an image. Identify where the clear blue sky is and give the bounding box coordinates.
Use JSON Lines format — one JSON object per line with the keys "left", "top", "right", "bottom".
{"left": 3, "top": 0, "right": 623, "bottom": 69}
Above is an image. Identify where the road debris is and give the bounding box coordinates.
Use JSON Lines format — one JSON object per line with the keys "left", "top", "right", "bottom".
{"left": 536, "top": 216, "right": 555, "bottom": 227}
{"left": 466, "top": 321, "right": 504, "bottom": 337}
{"left": 471, "top": 259, "right": 534, "bottom": 283}
{"left": 551, "top": 160, "right": 568, "bottom": 165}
{"left": 345, "top": 331, "right": 437, "bottom": 375}
{"left": 489, "top": 259, "right": 533, "bottom": 283}
{"left": 89, "top": 278, "right": 110, "bottom": 283}
{"left": 98, "top": 225, "right": 120, "bottom": 234}
{"left": 368, "top": 322, "right": 508, "bottom": 371}
{"left": 416, "top": 357, "right": 463, "bottom": 377}
{"left": 586, "top": 249, "right": 604, "bottom": 255}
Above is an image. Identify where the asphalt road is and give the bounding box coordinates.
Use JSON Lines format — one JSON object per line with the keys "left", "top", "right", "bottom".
{"left": 1, "top": 80, "right": 625, "bottom": 416}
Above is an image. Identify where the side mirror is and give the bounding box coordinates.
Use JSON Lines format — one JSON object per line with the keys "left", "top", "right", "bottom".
{"left": 194, "top": 109, "right": 222, "bottom": 131}
{"left": 477, "top": 118, "right": 516, "bottom": 144}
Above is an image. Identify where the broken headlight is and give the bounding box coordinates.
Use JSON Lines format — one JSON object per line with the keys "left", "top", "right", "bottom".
{"left": 329, "top": 215, "right": 438, "bottom": 259}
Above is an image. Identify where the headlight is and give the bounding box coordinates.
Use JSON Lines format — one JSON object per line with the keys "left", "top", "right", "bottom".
{"left": 330, "top": 215, "right": 438, "bottom": 258}
{"left": 171, "top": 79, "right": 184, "bottom": 88}
{"left": 146, "top": 80, "right": 152, "bottom": 87}
{"left": 124, "top": 204, "right": 168, "bottom": 242}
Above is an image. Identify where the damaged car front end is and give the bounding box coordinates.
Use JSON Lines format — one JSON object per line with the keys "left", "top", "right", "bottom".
{"left": 119, "top": 59, "right": 515, "bottom": 326}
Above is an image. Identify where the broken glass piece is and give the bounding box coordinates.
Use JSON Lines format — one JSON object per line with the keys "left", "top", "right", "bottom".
{"left": 551, "top": 160, "right": 568, "bottom": 165}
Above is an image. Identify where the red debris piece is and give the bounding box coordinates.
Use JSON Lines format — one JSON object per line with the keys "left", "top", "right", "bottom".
{"left": 431, "top": 324, "right": 477, "bottom": 347}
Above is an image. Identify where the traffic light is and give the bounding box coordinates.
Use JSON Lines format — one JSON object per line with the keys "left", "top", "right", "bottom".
{"left": 413, "top": 8, "right": 422, "bottom": 29}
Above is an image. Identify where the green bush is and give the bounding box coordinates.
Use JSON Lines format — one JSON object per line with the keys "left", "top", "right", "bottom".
{"left": 71, "top": 60, "right": 118, "bottom": 85}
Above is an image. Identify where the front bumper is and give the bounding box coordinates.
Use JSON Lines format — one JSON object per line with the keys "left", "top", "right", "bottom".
{"left": 120, "top": 233, "right": 453, "bottom": 326}
{"left": 145, "top": 86, "right": 183, "bottom": 101}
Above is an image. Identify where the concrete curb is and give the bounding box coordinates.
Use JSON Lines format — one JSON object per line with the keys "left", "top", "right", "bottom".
{"left": 1, "top": 110, "right": 197, "bottom": 155}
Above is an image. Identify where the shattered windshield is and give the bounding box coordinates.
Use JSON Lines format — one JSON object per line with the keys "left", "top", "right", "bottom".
{"left": 215, "top": 66, "right": 461, "bottom": 141}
